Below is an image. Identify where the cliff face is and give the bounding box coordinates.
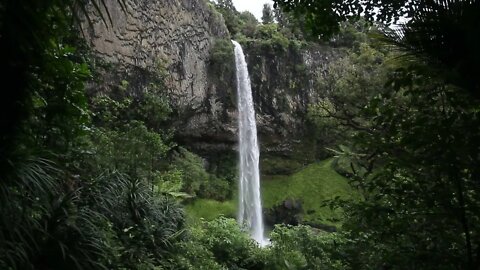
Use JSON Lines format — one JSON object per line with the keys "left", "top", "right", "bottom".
{"left": 83, "top": 0, "right": 338, "bottom": 161}
{"left": 82, "top": 0, "right": 234, "bottom": 149}
{"left": 242, "top": 43, "right": 338, "bottom": 159}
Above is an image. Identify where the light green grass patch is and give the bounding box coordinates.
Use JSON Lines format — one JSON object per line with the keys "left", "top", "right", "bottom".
{"left": 262, "top": 159, "right": 358, "bottom": 226}
{"left": 186, "top": 158, "right": 358, "bottom": 226}
{"left": 185, "top": 198, "right": 236, "bottom": 221}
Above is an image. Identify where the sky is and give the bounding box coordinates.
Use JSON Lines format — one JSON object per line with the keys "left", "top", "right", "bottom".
{"left": 232, "top": 0, "right": 274, "bottom": 21}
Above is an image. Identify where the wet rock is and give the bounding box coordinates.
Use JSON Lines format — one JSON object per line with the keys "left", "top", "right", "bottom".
{"left": 264, "top": 199, "right": 303, "bottom": 226}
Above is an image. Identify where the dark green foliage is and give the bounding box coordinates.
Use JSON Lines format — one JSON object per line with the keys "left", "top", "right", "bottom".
{"left": 329, "top": 20, "right": 370, "bottom": 48}
{"left": 170, "top": 147, "right": 210, "bottom": 196}
{"left": 0, "top": 115, "right": 185, "bottom": 269}
{"left": 340, "top": 70, "right": 480, "bottom": 269}
{"left": 209, "top": 38, "right": 235, "bottom": 82}
{"left": 273, "top": 0, "right": 416, "bottom": 38}
{"left": 272, "top": 5, "right": 316, "bottom": 41}
{"left": 196, "top": 217, "right": 264, "bottom": 269}
{"left": 254, "top": 24, "right": 290, "bottom": 51}
{"left": 266, "top": 225, "right": 348, "bottom": 269}
{"left": 88, "top": 121, "right": 170, "bottom": 181}
{"left": 167, "top": 217, "right": 265, "bottom": 270}
{"left": 165, "top": 217, "right": 351, "bottom": 270}
{"left": 0, "top": 0, "right": 124, "bottom": 175}
{"left": 170, "top": 147, "right": 231, "bottom": 201}
{"left": 214, "top": 0, "right": 241, "bottom": 35}
{"left": 89, "top": 75, "right": 171, "bottom": 131}
{"left": 262, "top": 4, "right": 275, "bottom": 24}
{"left": 238, "top": 11, "right": 259, "bottom": 37}
{"left": 85, "top": 171, "right": 185, "bottom": 268}
{"left": 0, "top": 0, "right": 187, "bottom": 268}
{"left": 1, "top": 159, "right": 115, "bottom": 269}
{"left": 307, "top": 35, "right": 392, "bottom": 154}
{"left": 301, "top": 3, "right": 480, "bottom": 266}
{"left": 384, "top": 0, "right": 480, "bottom": 99}
{"left": 198, "top": 177, "right": 231, "bottom": 201}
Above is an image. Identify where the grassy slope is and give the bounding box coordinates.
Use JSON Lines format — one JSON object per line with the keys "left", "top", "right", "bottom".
{"left": 262, "top": 159, "right": 357, "bottom": 225}
{"left": 186, "top": 158, "right": 358, "bottom": 226}
{"left": 186, "top": 198, "right": 236, "bottom": 220}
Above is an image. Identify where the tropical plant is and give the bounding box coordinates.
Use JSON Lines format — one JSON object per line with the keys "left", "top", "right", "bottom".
{"left": 266, "top": 225, "right": 349, "bottom": 270}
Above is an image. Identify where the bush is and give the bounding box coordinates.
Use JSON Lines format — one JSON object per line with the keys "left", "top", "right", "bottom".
{"left": 266, "top": 225, "right": 349, "bottom": 270}
{"left": 171, "top": 147, "right": 233, "bottom": 200}
{"left": 198, "top": 176, "right": 231, "bottom": 201}
{"left": 209, "top": 38, "right": 234, "bottom": 71}
{"left": 194, "top": 217, "right": 265, "bottom": 269}
{"left": 254, "top": 24, "right": 290, "bottom": 51}
{"left": 170, "top": 147, "right": 210, "bottom": 196}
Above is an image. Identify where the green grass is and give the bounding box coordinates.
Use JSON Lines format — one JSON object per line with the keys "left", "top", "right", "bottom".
{"left": 262, "top": 159, "right": 358, "bottom": 226}
{"left": 186, "top": 158, "right": 358, "bottom": 226}
{"left": 185, "top": 198, "right": 236, "bottom": 221}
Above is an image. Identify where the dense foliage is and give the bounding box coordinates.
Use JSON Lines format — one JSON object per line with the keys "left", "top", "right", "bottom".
{"left": 2, "top": 0, "right": 480, "bottom": 269}
{"left": 303, "top": 1, "right": 480, "bottom": 269}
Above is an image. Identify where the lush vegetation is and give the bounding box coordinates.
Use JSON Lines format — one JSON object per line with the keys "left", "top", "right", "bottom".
{"left": 279, "top": 0, "right": 480, "bottom": 268}
{"left": 262, "top": 159, "right": 358, "bottom": 226}
{"left": 2, "top": 0, "right": 480, "bottom": 269}
{"left": 187, "top": 159, "right": 357, "bottom": 227}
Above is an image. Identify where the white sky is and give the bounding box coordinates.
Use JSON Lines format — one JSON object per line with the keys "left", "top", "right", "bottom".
{"left": 232, "top": 0, "right": 274, "bottom": 21}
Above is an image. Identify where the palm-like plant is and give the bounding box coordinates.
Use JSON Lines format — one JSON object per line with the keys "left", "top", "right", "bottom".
{"left": 0, "top": 0, "right": 125, "bottom": 176}
{"left": 0, "top": 157, "right": 112, "bottom": 269}
{"left": 384, "top": 0, "right": 480, "bottom": 98}
{"left": 1, "top": 0, "right": 187, "bottom": 269}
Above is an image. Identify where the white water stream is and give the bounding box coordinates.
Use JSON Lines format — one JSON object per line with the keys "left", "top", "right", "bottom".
{"left": 232, "top": 40, "right": 267, "bottom": 246}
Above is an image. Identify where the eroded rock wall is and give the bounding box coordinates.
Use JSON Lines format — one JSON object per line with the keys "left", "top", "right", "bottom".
{"left": 83, "top": 0, "right": 340, "bottom": 162}
{"left": 242, "top": 43, "right": 340, "bottom": 162}
{"left": 82, "top": 0, "right": 234, "bottom": 150}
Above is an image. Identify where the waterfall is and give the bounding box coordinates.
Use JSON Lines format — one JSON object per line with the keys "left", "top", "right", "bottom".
{"left": 232, "top": 40, "right": 267, "bottom": 246}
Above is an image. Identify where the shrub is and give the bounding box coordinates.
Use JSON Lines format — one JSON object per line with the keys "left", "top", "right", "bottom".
{"left": 266, "top": 225, "right": 349, "bottom": 270}
{"left": 171, "top": 147, "right": 233, "bottom": 200}
{"left": 194, "top": 217, "right": 265, "bottom": 269}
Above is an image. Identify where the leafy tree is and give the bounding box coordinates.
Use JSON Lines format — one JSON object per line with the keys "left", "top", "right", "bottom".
{"left": 273, "top": 0, "right": 415, "bottom": 38}
{"left": 0, "top": 0, "right": 125, "bottom": 174}
{"left": 179, "top": 217, "right": 265, "bottom": 269}
{"left": 274, "top": 0, "right": 480, "bottom": 97}
{"left": 271, "top": 3, "right": 315, "bottom": 40}
{"left": 262, "top": 3, "right": 275, "bottom": 24}
{"left": 215, "top": 0, "right": 235, "bottom": 11}
{"left": 266, "top": 225, "right": 349, "bottom": 270}
{"left": 214, "top": 0, "right": 241, "bottom": 35}
{"left": 304, "top": 9, "right": 480, "bottom": 267}
{"left": 385, "top": 0, "right": 480, "bottom": 99}
{"left": 254, "top": 23, "right": 290, "bottom": 51}
{"left": 238, "top": 11, "right": 259, "bottom": 37}
{"left": 170, "top": 147, "right": 231, "bottom": 200}
{"left": 335, "top": 68, "right": 480, "bottom": 269}
{"left": 0, "top": 1, "right": 189, "bottom": 269}
{"left": 274, "top": 5, "right": 288, "bottom": 28}
{"left": 308, "top": 31, "right": 393, "bottom": 160}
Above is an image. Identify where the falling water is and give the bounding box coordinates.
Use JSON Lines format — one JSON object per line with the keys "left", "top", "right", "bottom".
{"left": 232, "top": 40, "right": 267, "bottom": 246}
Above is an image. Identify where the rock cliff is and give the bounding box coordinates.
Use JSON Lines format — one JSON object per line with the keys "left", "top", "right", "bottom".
{"left": 82, "top": 0, "right": 233, "bottom": 148}
{"left": 242, "top": 42, "right": 338, "bottom": 161}
{"left": 82, "top": 0, "right": 339, "bottom": 163}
